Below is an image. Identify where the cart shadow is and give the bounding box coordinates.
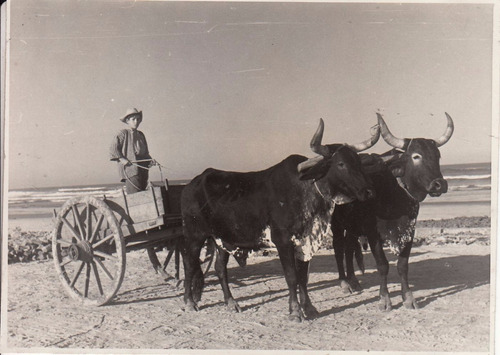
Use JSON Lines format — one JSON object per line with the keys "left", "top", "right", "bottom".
{"left": 112, "top": 282, "right": 183, "bottom": 305}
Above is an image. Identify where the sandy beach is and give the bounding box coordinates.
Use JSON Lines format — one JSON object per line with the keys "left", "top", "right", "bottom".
{"left": 6, "top": 177, "right": 493, "bottom": 351}
{"left": 7, "top": 242, "right": 491, "bottom": 351}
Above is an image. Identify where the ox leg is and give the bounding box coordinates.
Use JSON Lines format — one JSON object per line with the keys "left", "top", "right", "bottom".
{"left": 368, "top": 232, "right": 392, "bottom": 311}
{"left": 214, "top": 248, "right": 242, "bottom": 313}
{"left": 296, "top": 259, "right": 319, "bottom": 319}
{"left": 398, "top": 241, "right": 419, "bottom": 309}
{"left": 332, "top": 224, "right": 351, "bottom": 293}
{"left": 344, "top": 231, "right": 362, "bottom": 293}
{"left": 182, "top": 238, "right": 205, "bottom": 312}
{"left": 273, "top": 235, "right": 303, "bottom": 322}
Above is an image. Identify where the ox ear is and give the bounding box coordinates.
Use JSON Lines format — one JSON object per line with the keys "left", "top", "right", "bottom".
{"left": 386, "top": 155, "right": 407, "bottom": 178}
{"left": 360, "top": 153, "right": 385, "bottom": 175}
{"left": 298, "top": 159, "right": 329, "bottom": 181}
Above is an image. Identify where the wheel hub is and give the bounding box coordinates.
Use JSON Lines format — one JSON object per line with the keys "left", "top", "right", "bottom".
{"left": 68, "top": 240, "right": 93, "bottom": 262}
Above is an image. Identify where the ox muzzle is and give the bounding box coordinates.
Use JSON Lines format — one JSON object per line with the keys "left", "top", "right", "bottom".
{"left": 357, "top": 186, "right": 376, "bottom": 201}
{"left": 427, "top": 178, "right": 448, "bottom": 197}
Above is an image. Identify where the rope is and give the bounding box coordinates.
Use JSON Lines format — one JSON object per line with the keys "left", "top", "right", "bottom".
{"left": 122, "top": 158, "right": 168, "bottom": 191}
{"left": 130, "top": 159, "right": 168, "bottom": 170}
{"left": 123, "top": 168, "right": 142, "bottom": 191}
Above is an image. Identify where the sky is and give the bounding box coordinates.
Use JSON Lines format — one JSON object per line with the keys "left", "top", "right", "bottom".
{"left": 5, "top": 0, "right": 494, "bottom": 189}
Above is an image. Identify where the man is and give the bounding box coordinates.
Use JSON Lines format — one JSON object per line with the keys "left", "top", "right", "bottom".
{"left": 110, "top": 108, "right": 155, "bottom": 193}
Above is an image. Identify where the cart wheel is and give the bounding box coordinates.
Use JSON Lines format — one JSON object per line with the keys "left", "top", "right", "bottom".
{"left": 147, "top": 245, "right": 180, "bottom": 281}
{"left": 148, "top": 238, "right": 216, "bottom": 283}
{"left": 52, "top": 196, "right": 126, "bottom": 306}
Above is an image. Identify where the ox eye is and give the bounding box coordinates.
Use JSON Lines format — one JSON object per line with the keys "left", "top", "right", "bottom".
{"left": 412, "top": 153, "right": 422, "bottom": 161}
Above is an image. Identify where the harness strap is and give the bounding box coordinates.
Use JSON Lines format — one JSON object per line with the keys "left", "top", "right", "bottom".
{"left": 314, "top": 181, "right": 328, "bottom": 200}
{"left": 396, "top": 177, "right": 418, "bottom": 201}
{"left": 310, "top": 146, "right": 345, "bottom": 202}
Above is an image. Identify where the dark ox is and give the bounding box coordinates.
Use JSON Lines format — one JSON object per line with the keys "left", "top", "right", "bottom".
{"left": 332, "top": 112, "right": 453, "bottom": 310}
{"left": 181, "top": 119, "right": 379, "bottom": 321}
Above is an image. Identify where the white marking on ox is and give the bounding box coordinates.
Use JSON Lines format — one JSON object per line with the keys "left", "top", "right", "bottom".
{"left": 291, "top": 205, "right": 336, "bottom": 262}
{"left": 259, "top": 226, "right": 274, "bottom": 248}
{"left": 376, "top": 216, "right": 416, "bottom": 256}
{"left": 332, "top": 193, "right": 355, "bottom": 205}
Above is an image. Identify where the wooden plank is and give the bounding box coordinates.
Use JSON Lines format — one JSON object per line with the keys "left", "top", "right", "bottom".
{"left": 124, "top": 225, "right": 183, "bottom": 246}
{"left": 121, "top": 216, "right": 166, "bottom": 237}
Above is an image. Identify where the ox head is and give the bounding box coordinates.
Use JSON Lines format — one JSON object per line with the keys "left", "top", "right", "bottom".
{"left": 377, "top": 112, "right": 454, "bottom": 202}
{"left": 297, "top": 118, "right": 379, "bottom": 203}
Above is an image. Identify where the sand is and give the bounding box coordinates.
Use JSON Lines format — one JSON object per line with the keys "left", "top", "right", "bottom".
{"left": 6, "top": 192, "right": 493, "bottom": 352}
{"left": 7, "top": 242, "right": 491, "bottom": 351}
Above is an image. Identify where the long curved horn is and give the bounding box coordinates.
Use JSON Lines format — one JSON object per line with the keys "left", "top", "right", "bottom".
{"left": 310, "top": 118, "right": 331, "bottom": 157}
{"left": 377, "top": 113, "right": 405, "bottom": 149}
{"left": 349, "top": 124, "right": 381, "bottom": 152}
{"left": 434, "top": 112, "right": 454, "bottom": 147}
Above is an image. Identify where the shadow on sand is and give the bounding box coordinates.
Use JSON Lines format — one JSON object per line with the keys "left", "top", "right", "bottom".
{"left": 113, "top": 249, "right": 490, "bottom": 315}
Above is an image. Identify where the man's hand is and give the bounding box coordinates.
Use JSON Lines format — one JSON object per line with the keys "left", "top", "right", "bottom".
{"left": 149, "top": 159, "right": 158, "bottom": 167}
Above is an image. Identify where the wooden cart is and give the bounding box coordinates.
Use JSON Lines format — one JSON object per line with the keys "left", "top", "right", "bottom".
{"left": 51, "top": 182, "right": 215, "bottom": 306}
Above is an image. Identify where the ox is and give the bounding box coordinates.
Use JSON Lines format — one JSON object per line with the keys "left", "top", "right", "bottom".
{"left": 181, "top": 119, "right": 379, "bottom": 321}
{"left": 332, "top": 112, "right": 454, "bottom": 310}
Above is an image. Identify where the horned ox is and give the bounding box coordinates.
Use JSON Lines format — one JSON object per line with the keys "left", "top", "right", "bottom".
{"left": 181, "top": 119, "right": 379, "bottom": 321}
{"left": 332, "top": 113, "right": 454, "bottom": 310}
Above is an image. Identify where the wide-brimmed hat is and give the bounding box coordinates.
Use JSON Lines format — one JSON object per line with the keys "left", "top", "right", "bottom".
{"left": 120, "top": 108, "right": 142, "bottom": 123}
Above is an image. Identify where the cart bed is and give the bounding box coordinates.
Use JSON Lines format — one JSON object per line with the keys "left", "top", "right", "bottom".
{"left": 103, "top": 184, "right": 185, "bottom": 238}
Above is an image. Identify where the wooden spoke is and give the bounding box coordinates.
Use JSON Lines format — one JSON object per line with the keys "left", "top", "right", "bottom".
{"left": 72, "top": 205, "right": 86, "bottom": 239}
{"left": 92, "top": 262, "right": 104, "bottom": 296}
{"left": 70, "top": 261, "right": 85, "bottom": 288}
{"left": 162, "top": 249, "right": 175, "bottom": 271}
{"left": 92, "top": 233, "right": 115, "bottom": 249}
{"left": 89, "top": 214, "right": 104, "bottom": 244}
{"left": 93, "top": 250, "right": 118, "bottom": 261}
{"left": 92, "top": 208, "right": 99, "bottom": 222}
{"left": 62, "top": 216, "right": 82, "bottom": 241}
{"left": 86, "top": 202, "right": 91, "bottom": 241}
{"left": 84, "top": 263, "right": 91, "bottom": 298}
{"left": 60, "top": 258, "right": 74, "bottom": 268}
{"left": 95, "top": 257, "right": 114, "bottom": 280}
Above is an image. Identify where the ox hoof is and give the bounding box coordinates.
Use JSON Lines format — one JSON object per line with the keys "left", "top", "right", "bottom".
{"left": 340, "top": 279, "right": 362, "bottom": 294}
{"left": 378, "top": 295, "right": 392, "bottom": 312}
{"left": 289, "top": 308, "right": 305, "bottom": 323}
{"left": 184, "top": 301, "right": 199, "bottom": 312}
{"left": 303, "top": 304, "right": 319, "bottom": 319}
{"left": 403, "top": 292, "right": 420, "bottom": 310}
{"left": 226, "top": 298, "right": 242, "bottom": 313}
{"left": 355, "top": 257, "right": 365, "bottom": 275}
{"left": 288, "top": 313, "right": 304, "bottom": 323}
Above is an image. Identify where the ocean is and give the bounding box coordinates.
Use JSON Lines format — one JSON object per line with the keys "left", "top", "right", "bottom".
{"left": 7, "top": 162, "right": 492, "bottom": 223}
